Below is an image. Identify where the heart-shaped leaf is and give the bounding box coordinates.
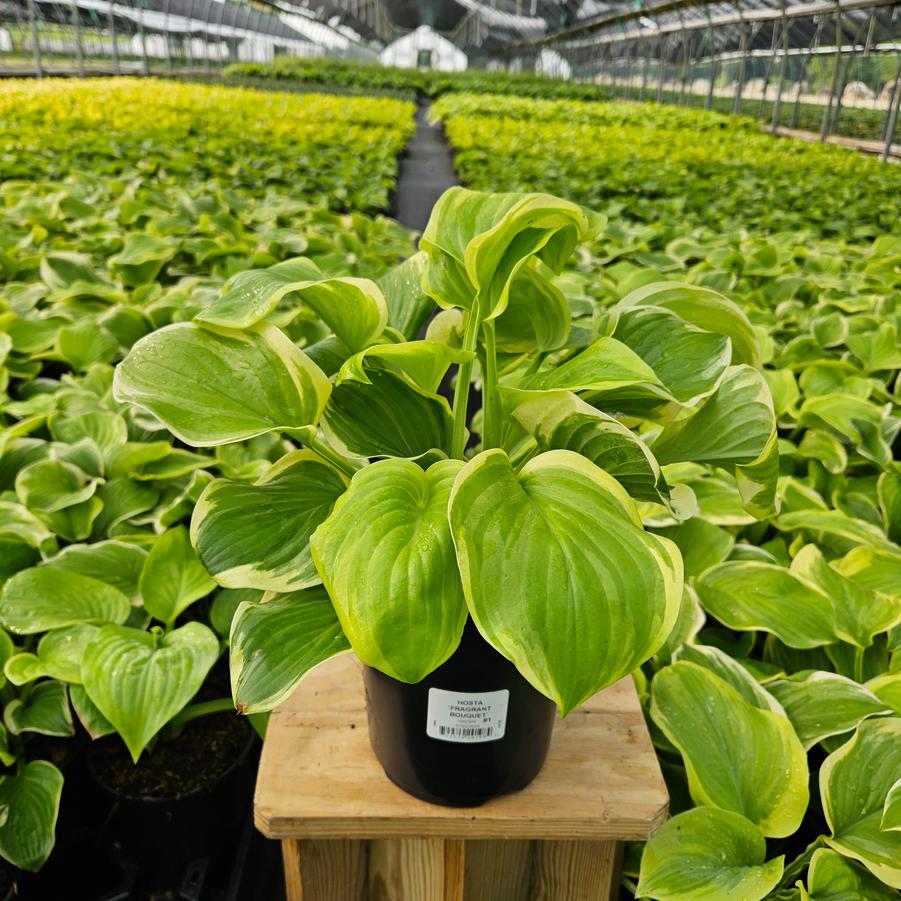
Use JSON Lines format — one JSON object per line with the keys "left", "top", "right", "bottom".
{"left": 312, "top": 458, "right": 466, "bottom": 682}
{"left": 651, "top": 660, "right": 809, "bottom": 837}
{"left": 800, "top": 848, "right": 899, "bottom": 901}
{"left": 230, "top": 587, "right": 350, "bottom": 713}
{"left": 113, "top": 322, "right": 330, "bottom": 447}
{"left": 637, "top": 806, "right": 783, "bottom": 901}
{"left": 821, "top": 717, "right": 901, "bottom": 887}
{"left": 0, "top": 567, "right": 130, "bottom": 635}
{"left": 0, "top": 761, "right": 63, "bottom": 871}
{"left": 81, "top": 622, "right": 220, "bottom": 762}
{"left": 449, "top": 449, "right": 682, "bottom": 714}
{"left": 192, "top": 451, "right": 347, "bottom": 593}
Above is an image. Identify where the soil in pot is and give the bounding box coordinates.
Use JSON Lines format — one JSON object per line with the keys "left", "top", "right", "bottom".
{"left": 88, "top": 712, "right": 258, "bottom": 892}
{"left": 363, "top": 618, "right": 558, "bottom": 807}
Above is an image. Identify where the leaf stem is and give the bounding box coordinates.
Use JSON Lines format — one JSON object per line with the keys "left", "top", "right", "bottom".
{"left": 301, "top": 432, "right": 359, "bottom": 479}
{"left": 451, "top": 307, "right": 481, "bottom": 460}
{"left": 481, "top": 319, "right": 502, "bottom": 450}
{"left": 167, "top": 697, "right": 235, "bottom": 733}
{"left": 853, "top": 646, "right": 866, "bottom": 683}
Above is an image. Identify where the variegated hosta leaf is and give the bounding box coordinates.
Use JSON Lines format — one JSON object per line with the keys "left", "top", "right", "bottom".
{"left": 420, "top": 186, "right": 602, "bottom": 318}
{"left": 336, "top": 341, "right": 473, "bottom": 396}
{"left": 651, "top": 661, "right": 809, "bottom": 837}
{"left": 15, "top": 459, "right": 96, "bottom": 514}
{"left": 511, "top": 391, "right": 669, "bottom": 505}
{"left": 113, "top": 322, "right": 331, "bottom": 447}
{"left": 493, "top": 264, "right": 570, "bottom": 352}
{"left": 881, "top": 779, "right": 901, "bottom": 832}
{"left": 789, "top": 544, "right": 901, "bottom": 648}
{"left": 820, "top": 717, "right": 901, "bottom": 887}
{"left": 196, "top": 257, "right": 388, "bottom": 351}
{"left": 800, "top": 848, "right": 899, "bottom": 901}
{"left": 4, "top": 681, "right": 73, "bottom": 737}
{"left": 448, "top": 449, "right": 682, "bottom": 714}
{"left": 322, "top": 367, "right": 453, "bottom": 460}
{"left": 81, "top": 622, "right": 220, "bottom": 762}
{"left": 636, "top": 806, "right": 783, "bottom": 901}
{"left": 769, "top": 672, "right": 893, "bottom": 750}
{"left": 612, "top": 305, "right": 731, "bottom": 405}
{"left": 376, "top": 251, "right": 436, "bottom": 341}
{"left": 0, "top": 760, "right": 63, "bottom": 871}
{"left": 311, "top": 459, "right": 466, "bottom": 683}
{"left": 652, "top": 365, "right": 778, "bottom": 519}
{"left": 230, "top": 587, "right": 349, "bottom": 714}
{"left": 45, "top": 541, "right": 147, "bottom": 602}
{"left": 0, "top": 567, "right": 130, "bottom": 635}
{"left": 4, "top": 624, "right": 99, "bottom": 685}
{"left": 614, "top": 281, "right": 761, "bottom": 368}
{"left": 68, "top": 684, "right": 115, "bottom": 739}
{"left": 191, "top": 451, "right": 347, "bottom": 593}
{"left": 696, "top": 562, "right": 836, "bottom": 649}
{"left": 139, "top": 526, "right": 217, "bottom": 627}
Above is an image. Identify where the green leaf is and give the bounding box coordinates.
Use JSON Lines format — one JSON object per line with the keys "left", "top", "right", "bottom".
{"left": 512, "top": 391, "right": 669, "bottom": 505}
{"left": 520, "top": 336, "right": 664, "bottom": 395}
{"left": 0, "top": 567, "right": 130, "bottom": 634}
{"left": 230, "top": 587, "right": 349, "bottom": 714}
{"left": 49, "top": 410, "right": 128, "bottom": 457}
{"left": 196, "top": 257, "right": 388, "bottom": 351}
{"left": 4, "top": 681, "right": 74, "bottom": 736}
{"left": 0, "top": 760, "right": 63, "bottom": 871}
{"left": 210, "top": 587, "right": 262, "bottom": 637}
{"left": 493, "top": 264, "right": 570, "bottom": 352}
{"left": 821, "top": 717, "right": 901, "bottom": 888}
{"left": 46, "top": 541, "right": 147, "bottom": 603}
{"left": 421, "top": 187, "right": 599, "bottom": 319}
{"left": 655, "top": 517, "right": 735, "bottom": 581}
{"left": 15, "top": 459, "right": 96, "bottom": 513}
{"left": 69, "top": 684, "right": 115, "bottom": 739}
{"left": 800, "top": 848, "right": 899, "bottom": 901}
{"left": 448, "top": 449, "right": 682, "bottom": 714}
{"left": 651, "top": 661, "right": 809, "bottom": 837}
{"left": 613, "top": 305, "right": 731, "bottom": 404}
{"left": 109, "top": 234, "right": 178, "bottom": 286}
{"left": 882, "top": 779, "right": 901, "bottom": 832}
{"left": 774, "top": 510, "right": 895, "bottom": 554}
{"left": 614, "top": 281, "right": 760, "bottom": 367}
{"left": 140, "top": 526, "right": 217, "bottom": 625}
{"left": 192, "top": 451, "right": 347, "bottom": 593}
{"left": 4, "top": 624, "right": 99, "bottom": 685}
{"left": 636, "top": 806, "right": 783, "bottom": 901}
{"left": 311, "top": 459, "right": 466, "bottom": 683}
{"left": 652, "top": 366, "right": 777, "bottom": 518}
{"left": 769, "top": 672, "right": 893, "bottom": 749}
{"left": 56, "top": 321, "right": 118, "bottom": 371}
{"left": 376, "top": 252, "right": 436, "bottom": 341}
{"left": 322, "top": 368, "right": 453, "bottom": 459}
{"left": 696, "top": 562, "right": 837, "bottom": 649}
{"left": 113, "top": 322, "right": 331, "bottom": 447}
{"left": 82, "top": 622, "right": 220, "bottom": 762}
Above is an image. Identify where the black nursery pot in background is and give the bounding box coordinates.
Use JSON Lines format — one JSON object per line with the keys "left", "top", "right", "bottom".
{"left": 363, "top": 619, "right": 557, "bottom": 806}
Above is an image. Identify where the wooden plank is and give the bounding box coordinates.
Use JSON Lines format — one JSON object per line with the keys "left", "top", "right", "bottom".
{"left": 285, "top": 839, "right": 367, "bottom": 901}
{"left": 531, "top": 840, "right": 623, "bottom": 901}
{"left": 464, "top": 840, "right": 534, "bottom": 901}
{"left": 255, "top": 655, "right": 668, "bottom": 842}
{"left": 444, "top": 840, "right": 466, "bottom": 901}
{"left": 368, "top": 838, "right": 445, "bottom": 901}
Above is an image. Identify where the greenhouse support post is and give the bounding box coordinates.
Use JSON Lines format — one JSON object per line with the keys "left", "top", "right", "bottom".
{"left": 732, "top": 5, "right": 748, "bottom": 114}
{"left": 757, "top": 19, "right": 781, "bottom": 119}
{"left": 771, "top": 0, "right": 790, "bottom": 128}
{"left": 883, "top": 62, "right": 901, "bottom": 160}
{"left": 70, "top": 0, "right": 85, "bottom": 76}
{"left": 110, "top": 6, "right": 120, "bottom": 74}
{"left": 705, "top": 12, "right": 717, "bottom": 110}
{"left": 831, "top": 14, "right": 872, "bottom": 137}
{"left": 792, "top": 15, "right": 825, "bottom": 128}
{"left": 820, "top": 2, "right": 843, "bottom": 140}
{"left": 26, "top": 0, "right": 42, "bottom": 78}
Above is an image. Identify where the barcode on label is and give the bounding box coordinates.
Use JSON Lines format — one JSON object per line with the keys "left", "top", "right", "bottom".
{"left": 426, "top": 688, "right": 508, "bottom": 744}
{"left": 437, "top": 725, "right": 494, "bottom": 738}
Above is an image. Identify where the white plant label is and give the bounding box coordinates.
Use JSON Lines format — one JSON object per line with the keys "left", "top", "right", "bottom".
{"left": 426, "top": 688, "right": 509, "bottom": 743}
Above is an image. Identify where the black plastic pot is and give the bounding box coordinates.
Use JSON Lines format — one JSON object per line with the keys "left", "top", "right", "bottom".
{"left": 363, "top": 618, "right": 557, "bottom": 806}
{"left": 86, "top": 716, "right": 258, "bottom": 892}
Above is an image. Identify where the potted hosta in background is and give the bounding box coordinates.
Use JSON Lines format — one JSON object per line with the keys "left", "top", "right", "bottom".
{"left": 113, "top": 186, "right": 778, "bottom": 805}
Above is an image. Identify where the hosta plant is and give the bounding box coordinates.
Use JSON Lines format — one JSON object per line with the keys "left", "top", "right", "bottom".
{"left": 112, "top": 185, "right": 778, "bottom": 723}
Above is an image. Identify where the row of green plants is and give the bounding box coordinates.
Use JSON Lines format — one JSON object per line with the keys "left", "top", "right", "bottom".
{"left": 0, "top": 78, "right": 415, "bottom": 214}
{"left": 431, "top": 92, "right": 901, "bottom": 239}
{"left": 223, "top": 55, "right": 617, "bottom": 102}
{"left": 431, "top": 93, "right": 900, "bottom": 899}
{"left": 0, "top": 78, "right": 418, "bottom": 876}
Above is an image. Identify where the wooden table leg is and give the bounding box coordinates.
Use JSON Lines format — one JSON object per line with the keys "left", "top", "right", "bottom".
{"left": 283, "top": 838, "right": 368, "bottom": 901}
{"left": 532, "top": 840, "right": 624, "bottom": 901}
{"left": 368, "top": 838, "right": 447, "bottom": 901}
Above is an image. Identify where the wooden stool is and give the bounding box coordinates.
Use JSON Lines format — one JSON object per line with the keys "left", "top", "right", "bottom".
{"left": 255, "top": 655, "right": 668, "bottom": 901}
